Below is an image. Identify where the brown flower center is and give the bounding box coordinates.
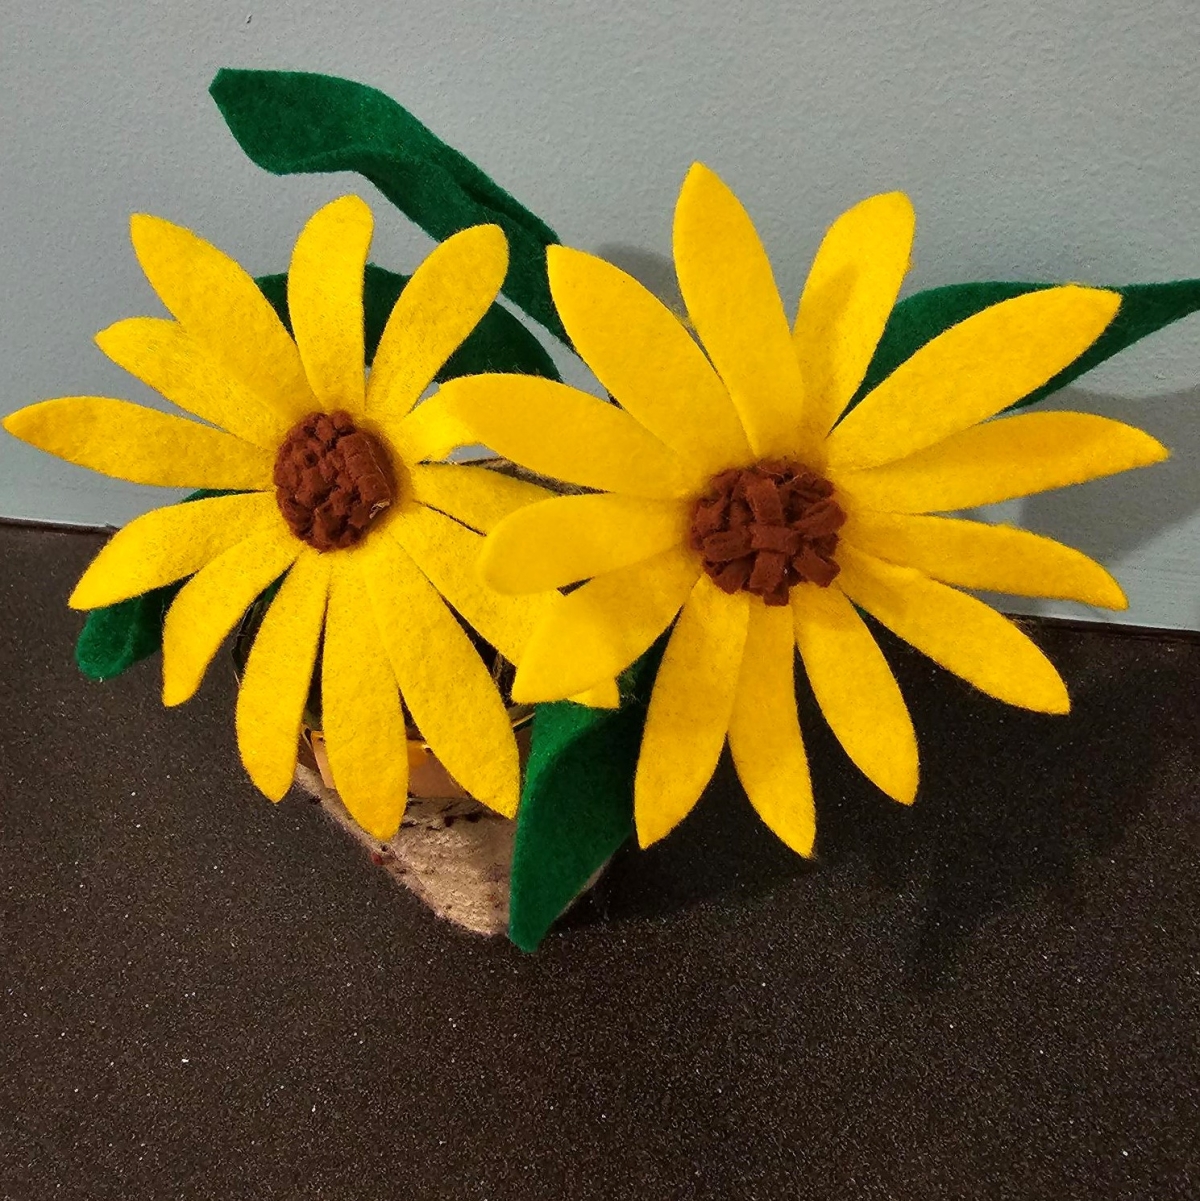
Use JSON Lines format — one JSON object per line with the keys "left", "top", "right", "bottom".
{"left": 688, "top": 460, "right": 846, "bottom": 605}
{"left": 274, "top": 410, "right": 395, "bottom": 551}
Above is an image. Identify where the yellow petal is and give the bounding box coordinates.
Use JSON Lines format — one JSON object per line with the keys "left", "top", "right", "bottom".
{"left": 3, "top": 398, "right": 274, "bottom": 490}
{"left": 235, "top": 551, "right": 331, "bottom": 801}
{"left": 634, "top": 575, "right": 749, "bottom": 847}
{"left": 844, "top": 511, "right": 1127, "bottom": 609}
{"left": 826, "top": 287, "right": 1121, "bottom": 471}
{"left": 437, "top": 375, "right": 703, "bottom": 499}
{"left": 837, "top": 411, "right": 1169, "bottom": 513}
{"left": 389, "top": 504, "right": 542, "bottom": 664}
{"left": 792, "top": 581, "right": 918, "bottom": 804}
{"left": 322, "top": 558, "right": 410, "bottom": 839}
{"left": 408, "top": 462, "right": 551, "bottom": 534}
{"left": 288, "top": 195, "right": 372, "bottom": 415}
{"left": 95, "top": 318, "right": 286, "bottom": 450}
{"left": 480, "top": 493, "right": 690, "bottom": 594}
{"left": 574, "top": 679, "right": 621, "bottom": 709}
{"left": 363, "top": 536, "right": 520, "bottom": 817}
{"left": 385, "top": 394, "right": 479, "bottom": 463}
{"left": 727, "top": 601, "right": 815, "bottom": 855}
{"left": 129, "top": 213, "right": 314, "bottom": 424}
{"left": 368, "top": 225, "right": 509, "bottom": 424}
{"left": 511, "top": 544, "right": 702, "bottom": 703}
{"left": 672, "top": 163, "right": 805, "bottom": 459}
{"left": 836, "top": 544, "right": 1069, "bottom": 714}
{"left": 69, "top": 492, "right": 281, "bottom": 609}
{"left": 793, "top": 192, "right": 915, "bottom": 447}
{"left": 546, "top": 245, "right": 752, "bottom": 474}
{"left": 161, "top": 523, "right": 300, "bottom": 706}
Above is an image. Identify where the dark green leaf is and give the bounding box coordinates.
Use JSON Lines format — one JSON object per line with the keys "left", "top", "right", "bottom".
{"left": 210, "top": 68, "right": 566, "bottom": 342}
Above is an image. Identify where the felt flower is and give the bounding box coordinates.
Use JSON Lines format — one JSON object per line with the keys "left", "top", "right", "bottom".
{"left": 4, "top": 195, "right": 585, "bottom": 838}
{"left": 436, "top": 164, "right": 1169, "bottom": 855}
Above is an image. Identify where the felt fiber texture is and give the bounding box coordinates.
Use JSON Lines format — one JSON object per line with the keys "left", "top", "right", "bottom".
{"left": 209, "top": 68, "right": 567, "bottom": 342}
{"left": 850, "top": 278, "right": 1200, "bottom": 418}
{"left": 408, "top": 462, "right": 551, "bottom": 534}
{"left": 508, "top": 643, "right": 664, "bottom": 953}
{"left": 256, "top": 263, "right": 559, "bottom": 385}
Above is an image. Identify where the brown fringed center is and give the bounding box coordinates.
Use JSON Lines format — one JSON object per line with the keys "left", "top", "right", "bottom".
{"left": 274, "top": 410, "right": 394, "bottom": 551}
{"left": 689, "top": 460, "right": 846, "bottom": 605}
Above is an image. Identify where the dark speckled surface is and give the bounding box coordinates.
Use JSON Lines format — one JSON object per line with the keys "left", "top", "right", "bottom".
{"left": 1, "top": 522, "right": 1198, "bottom": 1201}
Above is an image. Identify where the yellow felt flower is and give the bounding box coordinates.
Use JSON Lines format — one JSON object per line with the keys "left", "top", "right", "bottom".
{"left": 4, "top": 194, "right": 594, "bottom": 839}
{"left": 436, "top": 164, "right": 1169, "bottom": 856}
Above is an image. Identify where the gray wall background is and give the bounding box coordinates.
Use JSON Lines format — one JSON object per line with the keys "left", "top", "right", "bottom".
{"left": 3, "top": 0, "right": 1198, "bottom": 629}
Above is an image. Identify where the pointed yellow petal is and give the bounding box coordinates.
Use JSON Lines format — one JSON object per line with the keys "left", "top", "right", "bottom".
{"left": 793, "top": 192, "right": 915, "bottom": 446}
{"left": 836, "top": 544, "right": 1070, "bottom": 714}
{"left": 511, "top": 544, "right": 702, "bottom": 703}
{"left": 389, "top": 504, "right": 542, "bottom": 664}
{"left": 727, "top": 602, "right": 815, "bottom": 855}
{"left": 235, "top": 551, "right": 331, "bottom": 801}
{"left": 408, "top": 462, "right": 551, "bottom": 534}
{"left": 672, "top": 163, "right": 805, "bottom": 459}
{"left": 480, "top": 493, "right": 690, "bottom": 594}
{"left": 837, "top": 411, "right": 1169, "bottom": 513}
{"left": 437, "top": 375, "right": 703, "bottom": 499}
{"left": 363, "top": 537, "right": 520, "bottom": 817}
{"left": 161, "top": 523, "right": 300, "bottom": 706}
{"left": 69, "top": 492, "right": 280, "bottom": 609}
{"left": 826, "top": 287, "right": 1121, "bottom": 471}
{"left": 321, "top": 559, "right": 410, "bottom": 839}
{"left": 635, "top": 575, "right": 749, "bottom": 847}
{"left": 368, "top": 225, "right": 509, "bottom": 424}
{"left": 792, "top": 581, "right": 918, "bottom": 804}
{"left": 844, "top": 511, "right": 1127, "bottom": 609}
{"left": 95, "top": 318, "right": 287, "bottom": 450}
{"left": 385, "top": 394, "right": 479, "bottom": 463}
{"left": 574, "top": 678, "right": 621, "bottom": 709}
{"left": 4, "top": 398, "right": 273, "bottom": 489}
{"left": 129, "top": 213, "right": 314, "bottom": 424}
{"left": 546, "top": 245, "right": 752, "bottom": 474}
{"left": 288, "top": 195, "right": 372, "bottom": 415}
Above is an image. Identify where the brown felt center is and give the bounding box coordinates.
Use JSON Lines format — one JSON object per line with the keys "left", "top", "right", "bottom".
{"left": 274, "top": 410, "right": 395, "bottom": 552}
{"left": 689, "top": 460, "right": 846, "bottom": 605}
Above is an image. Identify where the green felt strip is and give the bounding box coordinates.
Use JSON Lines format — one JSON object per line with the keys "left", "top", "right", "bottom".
{"left": 210, "top": 68, "right": 567, "bottom": 343}
{"left": 257, "top": 263, "right": 560, "bottom": 382}
{"left": 508, "top": 643, "right": 665, "bottom": 952}
{"left": 851, "top": 278, "right": 1200, "bottom": 415}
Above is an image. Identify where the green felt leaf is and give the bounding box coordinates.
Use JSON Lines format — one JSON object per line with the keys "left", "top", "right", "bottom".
{"left": 851, "top": 278, "right": 1200, "bottom": 415}
{"left": 256, "top": 263, "right": 560, "bottom": 382}
{"left": 508, "top": 644, "right": 665, "bottom": 952}
{"left": 210, "top": 68, "right": 567, "bottom": 343}
{"left": 74, "top": 489, "right": 235, "bottom": 682}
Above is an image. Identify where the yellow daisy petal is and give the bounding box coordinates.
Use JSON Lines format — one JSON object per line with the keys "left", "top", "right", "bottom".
{"left": 793, "top": 192, "right": 915, "bottom": 448}
{"left": 69, "top": 492, "right": 280, "bottom": 609}
{"left": 408, "top": 462, "right": 552, "bottom": 534}
{"left": 129, "top": 213, "right": 314, "bottom": 424}
{"left": 825, "top": 286, "right": 1121, "bottom": 471}
{"left": 844, "top": 511, "right": 1126, "bottom": 609}
{"left": 792, "top": 581, "right": 918, "bottom": 804}
{"left": 511, "top": 544, "right": 701, "bottom": 703}
{"left": 235, "top": 551, "right": 332, "bottom": 801}
{"left": 4, "top": 398, "right": 273, "bottom": 490}
{"left": 384, "top": 394, "right": 479, "bottom": 463}
{"left": 363, "top": 536, "right": 520, "bottom": 817}
{"left": 838, "top": 411, "right": 1169, "bottom": 513}
{"left": 368, "top": 224, "right": 509, "bottom": 424}
{"left": 161, "top": 523, "right": 300, "bottom": 706}
{"left": 634, "top": 575, "right": 749, "bottom": 848}
{"left": 546, "top": 245, "right": 752, "bottom": 474}
{"left": 322, "top": 558, "right": 410, "bottom": 839}
{"left": 288, "top": 195, "right": 372, "bottom": 415}
{"left": 672, "top": 162, "right": 805, "bottom": 459}
{"left": 480, "top": 493, "right": 690, "bottom": 594}
{"left": 437, "top": 375, "right": 703, "bottom": 499}
{"left": 95, "top": 318, "right": 287, "bottom": 450}
{"left": 727, "top": 601, "right": 816, "bottom": 856}
{"left": 836, "top": 544, "right": 1069, "bottom": 714}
